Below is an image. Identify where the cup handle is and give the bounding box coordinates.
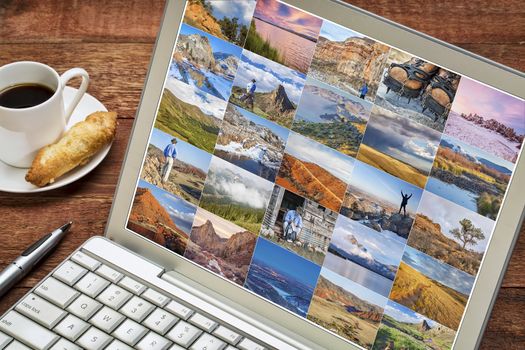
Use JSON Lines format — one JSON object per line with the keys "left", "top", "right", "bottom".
{"left": 60, "top": 68, "right": 90, "bottom": 123}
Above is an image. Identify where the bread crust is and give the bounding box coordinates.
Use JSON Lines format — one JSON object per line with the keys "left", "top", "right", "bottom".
{"left": 25, "top": 111, "right": 117, "bottom": 187}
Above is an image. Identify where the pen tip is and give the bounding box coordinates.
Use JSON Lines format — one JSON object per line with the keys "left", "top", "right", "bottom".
{"left": 60, "top": 221, "right": 73, "bottom": 232}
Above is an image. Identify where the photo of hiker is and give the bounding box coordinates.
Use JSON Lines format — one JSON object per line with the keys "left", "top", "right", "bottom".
{"left": 161, "top": 138, "right": 177, "bottom": 183}
{"left": 359, "top": 80, "right": 368, "bottom": 99}
{"left": 375, "top": 48, "right": 461, "bottom": 132}
{"left": 260, "top": 185, "right": 337, "bottom": 266}
{"left": 398, "top": 190, "right": 412, "bottom": 216}
{"left": 239, "top": 79, "right": 257, "bottom": 110}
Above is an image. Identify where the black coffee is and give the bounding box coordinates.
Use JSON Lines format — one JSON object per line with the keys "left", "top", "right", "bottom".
{"left": 0, "top": 83, "right": 55, "bottom": 109}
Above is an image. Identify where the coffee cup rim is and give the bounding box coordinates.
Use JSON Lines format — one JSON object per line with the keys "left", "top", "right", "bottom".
{"left": 0, "top": 61, "right": 62, "bottom": 112}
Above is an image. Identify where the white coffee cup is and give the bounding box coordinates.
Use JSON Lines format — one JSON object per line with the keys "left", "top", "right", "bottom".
{"left": 0, "top": 61, "right": 89, "bottom": 168}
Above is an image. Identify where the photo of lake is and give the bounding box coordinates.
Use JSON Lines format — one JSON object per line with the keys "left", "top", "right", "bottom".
{"left": 425, "top": 177, "right": 478, "bottom": 212}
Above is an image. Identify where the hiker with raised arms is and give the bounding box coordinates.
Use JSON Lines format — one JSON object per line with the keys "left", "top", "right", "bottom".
{"left": 399, "top": 190, "right": 412, "bottom": 216}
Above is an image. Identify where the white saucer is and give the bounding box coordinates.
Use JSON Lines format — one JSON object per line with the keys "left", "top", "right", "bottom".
{"left": 0, "top": 86, "right": 112, "bottom": 193}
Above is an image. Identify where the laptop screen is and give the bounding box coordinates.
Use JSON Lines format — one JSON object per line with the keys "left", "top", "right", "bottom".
{"left": 126, "top": 0, "right": 524, "bottom": 348}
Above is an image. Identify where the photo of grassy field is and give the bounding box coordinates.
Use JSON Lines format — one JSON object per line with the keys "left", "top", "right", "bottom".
{"left": 357, "top": 106, "right": 441, "bottom": 188}
{"left": 373, "top": 300, "right": 455, "bottom": 350}
{"left": 155, "top": 79, "right": 226, "bottom": 153}
{"left": 307, "top": 268, "right": 387, "bottom": 349}
{"left": 276, "top": 132, "right": 355, "bottom": 212}
{"left": 200, "top": 156, "right": 273, "bottom": 233}
{"left": 390, "top": 247, "right": 474, "bottom": 330}
{"left": 407, "top": 191, "right": 494, "bottom": 275}
{"left": 427, "top": 135, "right": 513, "bottom": 220}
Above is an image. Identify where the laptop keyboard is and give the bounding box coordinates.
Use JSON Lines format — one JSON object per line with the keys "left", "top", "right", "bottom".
{"left": 0, "top": 251, "right": 267, "bottom": 350}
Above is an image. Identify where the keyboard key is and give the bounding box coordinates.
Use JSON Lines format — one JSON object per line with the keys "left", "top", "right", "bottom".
{"left": 54, "top": 314, "right": 90, "bottom": 341}
{"left": 76, "top": 327, "right": 112, "bottom": 350}
{"left": 118, "top": 276, "right": 146, "bottom": 295}
{"left": 96, "top": 265, "right": 123, "bottom": 283}
{"left": 166, "top": 321, "right": 201, "bottom": 348}
{"left": 15, "top": 293, "right": 66, "bottom": 328}
{"left": 189, "top": 313, "right": 217, "bottom": 332}
{"left": 105, "top": 339, "right": 134, "bottom": 350}
{"left": 136, "top": 332, "right": 172, "bottom": 350}
{"left": 169, "top": 345, "right": 186, "bottom": 350}
{"left": 71, "top": 252, "right": 101, "bottom": 271}
{"left": 67, "top": 294, "right": 102, "bottom": 320}
{"left": 0, "top": 311, "right": 59, "bottom": 350}
{"left": 213, "top": 326, "right": 242, "bottom": 345}
{"left": 96, "top": 284, "right": 131, "bottom": 309}
{"left": 50, "top": 338, "right": 82, "bottom": 350}
{"left": 35, "top": 277, "right": 79, "bottom": 308}
{"left": 89, "top": 306, "right": 124, "bottom": 333}
{"left": 237, "top": 338, "right": 265, "bottom": 350}
{"left": 75, "top": 272, "right": 110, "bottom": 298}
{"left": 190, "top": 333, "right": 226, "bottom": 350}
{"left": 4, "top": 341, "right": 30, "bottom": 350}
{"left": 142, "top": 288, "right": 170, "bottom": 307}
{"left": 0, "top": 332, "right": 12, "bottom": 349}
{"left": 112, "top": 319, "right": 148, "bottom": 346}
{"left": 225, "top": 346, "right": 238, "bottom": 350}
{"left": 53, "top": 261, "right": 87, "bottom": 285}
{"left": 142, "top": 309, "right": 178, "bottom": 335}
{"left": 120, "top": 296, "right": 155, "bottom": 323}
{"left": 165, "top": 300, "right": 193, "bottom": 320}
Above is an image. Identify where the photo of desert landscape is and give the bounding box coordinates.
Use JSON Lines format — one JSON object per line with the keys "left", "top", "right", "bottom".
{"left": 229, "top": 50, "right": 306, "bottom": 128}
{"left": 307, "top": 268, "right": 387, "bottom": 349}
{"left": 292, "top": 77, "right": 372, "bottom": 157}
{"left": 214, "top": 103, "right": 289, "bottom": 182}
{"left": 373, "top": 300, "right": 455, "bottom": 350}
{"left": 155, "top": 78, "right": 226, "bottom": 153}
{"left": 309, "top": 20, "right": 390, "bottom": 102}
{"left": 276, "top": 132, "right": 355, "bottom": 212}
{"left": 341, "top": 161, "right": 423, "bottom": 242}
{"left": 200, "top": 156, "right": 273, "bottom": 234}
{"left": 245, "top": 0, "right": 322, "bottom": 74}
{"left": 185, "top": 207, "right": 257, "bottom": 285}
{"left": 183, "top": 0, "right": 256, "bottom": 46}
{"left": 259, "top": 186, "right": 337, "bottom": 266}
{"left": 325, "top": 215, "right": 405, "bottom": 297}
{"left": 245, "top": 237, "right": 321, "bottom": 317}
{"left": 127, "top": 180, "right": 197, "bottom": 255}
{"left": 444, "top": 77, "right": 525, "bottom": 163}
{"left": 390, "top": 246, "right": 474, "bottom": 330}
{"left": 171, "top": 24, "right": 242, "bottom": 101}
{"left": 407, "top": 191, "right": 494, "bottom": 276}
{"left": 375, "top": 48, "right": 461, "bottom": 132}
{"left": 357, "top": 106, "right": 441, "bottom": 188}
{"left": 141, "top": 128, "right": 211, "bottom": 205}
{"left": 426, "top": 135, "right": 513, "bottom": 219}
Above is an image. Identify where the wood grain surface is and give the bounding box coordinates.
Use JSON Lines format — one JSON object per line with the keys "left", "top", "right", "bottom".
{"left": 0, "top": 1, "right": 523, "bottom": 348}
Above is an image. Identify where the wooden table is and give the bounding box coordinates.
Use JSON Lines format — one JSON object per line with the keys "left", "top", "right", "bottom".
{"left": 0, "top": 1, "right": 523, "bottom": 348}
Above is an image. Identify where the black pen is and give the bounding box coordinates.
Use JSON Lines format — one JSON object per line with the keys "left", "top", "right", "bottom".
{"left": 0, "top": 222, "right": 72, "bottom": 298}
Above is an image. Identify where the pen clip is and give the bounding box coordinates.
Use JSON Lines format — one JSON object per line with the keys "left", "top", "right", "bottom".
{"left": 21, "top": 233, "right": 52, "bottom": 256}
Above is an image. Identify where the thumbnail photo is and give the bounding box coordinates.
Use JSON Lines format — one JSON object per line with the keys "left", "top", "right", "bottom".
{"left": 444, "top": 77, "right": 525, "bottom": 163}
{"left": 245, "top": 0, "right": 322, "bottom": 74}
{"left": 171, "top": 24, "right": 243, "bottom": 101}
{"left": 183, "top": 0, "right": 256, "bottom": 46}
{"left": 141, "top": 128, "right": 211, "bottom": 205}
{"left": 229, "top": 50, "right": 306, "bottom": 128}
{"left": 185, "top": 207, "right": 257, "bottom": 285}
{"left": 309, "top": 20, "right": 390, "bottom": 102}
{"left": 407, "top": 191, "right": 494, "bottom": 276}
{"left": 375, "top": 48, "right": 461, "bottom": 131}
{"left": 357, "top": 106, "right": 441, "bottom": 188}
{"left": 341, "top": 161, "right": 423, "bottom": 242}
{"left": 292, "top": 77, "right": 373, "bottom": 157}
{"left": 427, "top": 135, "right": 513, "bottom": 220}
{"left": 259, "top": 185, "right": 338, "bottom": 266}
{"left": 155, "top": 78, "right": 226, "bottom": 153}
{"left": 276, "top": 132, "right": 355, "bottom": 212}
{"left": 307, "top": 268, "right": 387, "bottom": 349}
{"left": 200, "top": 156, "right": 274, "bottom": 234}
{"left": 128, "top": 180, "right": 197, "bottom": 255}
{"left": 214, "top": 103, "right": 289, "bottom": 182}
{"left": 245, "top": 237, "right": 321, "bottom": 317}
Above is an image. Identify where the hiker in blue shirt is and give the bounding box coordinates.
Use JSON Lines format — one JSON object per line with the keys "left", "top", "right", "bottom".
{"left": 240, "top": 79, "right": 257, "bottom": 110}
{"left": 283, "top": 207, "right": 303, "bottom": 242}
{"left": 359, "top": 81, "right": 369, "bottom": 99}
{"left": 161, "top": 138, "right": 178, "bottom": 183}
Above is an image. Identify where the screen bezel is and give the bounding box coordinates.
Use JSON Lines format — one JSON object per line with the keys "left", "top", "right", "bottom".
{"left": 106, "top": 1, "right": 525, "bottom": 349}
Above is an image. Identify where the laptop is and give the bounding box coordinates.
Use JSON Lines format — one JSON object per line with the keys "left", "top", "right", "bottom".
{"left": 1, "top": 1, "right": 524, "bottom": 349}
